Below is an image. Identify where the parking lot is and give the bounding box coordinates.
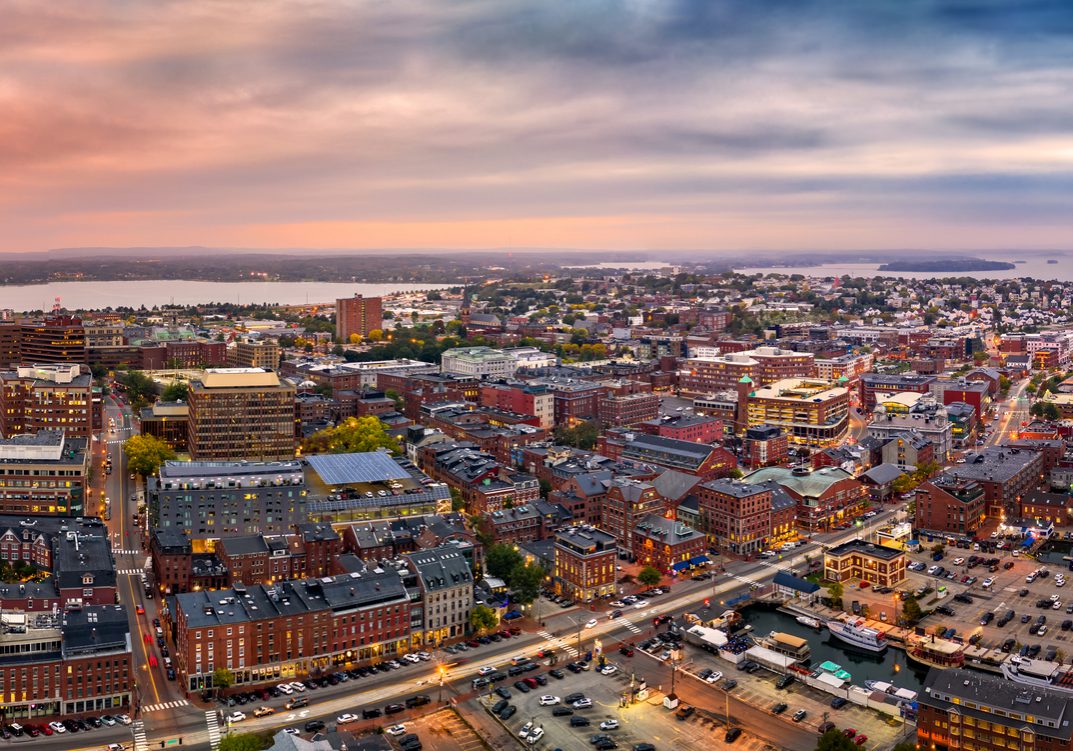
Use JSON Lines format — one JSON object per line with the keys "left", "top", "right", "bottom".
{"left": 903, "top": 540, "right": 1073, "bottom": 659}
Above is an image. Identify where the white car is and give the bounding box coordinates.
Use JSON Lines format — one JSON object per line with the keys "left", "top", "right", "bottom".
{"left": 290, "top": 681, "right": 307, "bottom": 692}
{"left": 982, "top": 577, "right": 995, "bottom": 588}
{"left": 927, "top": 565, "right": 940, "bottom": 575}
{"left": 1054, "top": 601, "right": 1063, "bottom": 610}
{"left": 226, "top": 712, "right": 246, "bottom": 724}
{"left": 518, "top": 721, "right": 534, "bottom": 738}
{"left": 609, "top": 601, "right": 626, "bottom": 608}
{"left": 478, "top": 666, "right": 496, "bottom": 676}
{"left": 386, "top": 725, "right": 407, "bottom": 736}
{"left": 48, "top": 722, "right": 66, "bottom": 734}
{"left": 539, "top": 695, "right": 561, "bottom": 706}
{"left": 337, "top": 714, "right": 359, "bottom": 724}
{"left": 600, "top": 665, "right": 618, "bottom": 676}
{"left": 600, "top": 719, "right": 620, "bottom": 730}
{"left": 1058, "top": 580, "right": 1067, "bottom": 588}
{"left": 622, "top": 595, "right": 639, "bottom": 604}
{"left": 1051, "top": 594, "right": 1061, "bottom": 601}
{"left": 403, "top": 654, "right": 421, "bottom": 663}
{"left": 276, "top": 683, "right": 294, "bottom": 694}
{"left": 953, "top": 557, "right": 965, "bottom": 565}
{"left": 527, "top": 727, "right": 545, "bottom": 745}
{"left": 705, "top": 670, "right": 724, "bottom": 684}
{"left": 418, "top": 651, "right": 432, "bottom": 661}
{"left": 117, "top": 715, "right": 133, "bottom": 726}
{"left": 633, "top": 600, "right": 647, "bottom": 609}
{"left": 585, "top": 619, "right": 598, "bottom": 629}
{"left": 573, "top": 698, "right": 593, "bottom": 709}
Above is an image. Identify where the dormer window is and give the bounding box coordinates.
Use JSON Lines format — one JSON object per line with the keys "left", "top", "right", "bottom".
{"left": 82, "top": 574, "right": 94, "bottom": 586}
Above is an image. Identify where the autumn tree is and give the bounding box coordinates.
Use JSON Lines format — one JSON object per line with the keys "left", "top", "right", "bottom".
{"left": 302, "top": 416, "right": 400, "bottom": 455}
{"left": 123, "top": 434, "right": 177, "bottom": 478}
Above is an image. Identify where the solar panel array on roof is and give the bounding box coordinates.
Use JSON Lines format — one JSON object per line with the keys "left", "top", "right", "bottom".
{"left": 306, "top": 451, "right": 410, "bottom": 485}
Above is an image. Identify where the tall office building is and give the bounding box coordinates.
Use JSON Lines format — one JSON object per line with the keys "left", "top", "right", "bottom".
{"left": 187, "top": 368, "right": 297, "bottom": 461}
{"left": 335, "top": 295, "right": 383, "bottom": 342}
{"left": 228, "top": 338, "right": 281, "bottom": 370}
{"left": 0, "top": 316, "right": 88, "bottom": 368}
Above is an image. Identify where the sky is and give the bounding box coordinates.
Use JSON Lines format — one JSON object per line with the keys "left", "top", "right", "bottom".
{"left": 3, "top": 0, "right": 1073, "bottom": 254}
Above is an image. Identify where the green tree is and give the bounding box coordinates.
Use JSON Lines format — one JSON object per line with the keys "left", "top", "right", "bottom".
{"left": 553, "top": 420, "right": 600, "bottom": 450}
{"left": 902, "top": 595, "right": 923, "bottom": 623}
{"left": 449, "top": 486, "right": 466, "bottom": 512}
{"left": 302, "top": 416, "right": 401, "bottom": 455}
{"left": 117, "top": 370, "right": 157, "bottom": 408}
{"left": 816, "top": 729, "right": 858, "bottom": 751}
{"left": 508, "top": 562, "right": 545, "bottom": 605}
{"left": 122, "top": 434, "right": 177, "bottom": 478}
{"left": 213, "top": 666, "right": 234, "bottom": 692}
{"left": 638, "top": 566, "right": 662, "bottom": 588}
{"left": 469, "top": 604, "right": 499, "bottom": 634}
{"left": 826, "top": 580, "right": 843, "bottom": 607}
{"left": 160, "top": 381, "right": 189, "bottom": 402}
{"left": 485, "top": 543, "right": 524, "bottom": 580}
{"left": 219, "top": 733, "right": 271, "bottom": 751}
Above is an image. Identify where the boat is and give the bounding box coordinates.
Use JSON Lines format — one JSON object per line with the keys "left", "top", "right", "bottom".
{"left": 826, "top": 617, "right": 888, "bottom": 653}
{"left": 905, "top": 633, "right": 964, "bottom": 669}
{"left": 1001, "top": 656, "right": 1073, "bottom": 694}
{"left": 761, "top": 631, "right": 811, "bottom": 660}
{"left": 864, "top": 680, "right": 918, "bottom": 703}
{"left": 796, "top": 615, "right": 821, "bottom": 629}
{"left": 816, "top": 660, "right": 852, "bottom": 682}
{"left": 865, "top": 680, "right": 894, "bottom": 693}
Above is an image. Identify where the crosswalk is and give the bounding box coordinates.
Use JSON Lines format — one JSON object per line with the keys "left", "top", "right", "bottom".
{"left": 118, "top": 569, "right": 145, "bottom": 575}
{"left": 142, "top": 699, "right": 189, "bottom": 713}
{"left": 538, "top": 629, "right": 579, "bottom": 657}
{"left": 132, "top": 720, "right": 148, "bottom": 751}
{"left": 114, "top": 549, "right": 142, "bottom": 556}
{"left": 206, "top": 710, "right": 222, "bottom": 751}
{"left": 616, "top": 617, "right": 642, "bottom": 635}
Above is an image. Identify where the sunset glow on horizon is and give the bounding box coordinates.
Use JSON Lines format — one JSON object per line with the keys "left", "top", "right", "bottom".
{"left": 3, "top": 1, "right": 1073, "bottom": 253}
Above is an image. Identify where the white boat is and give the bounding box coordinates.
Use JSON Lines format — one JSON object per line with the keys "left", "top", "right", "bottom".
{"left": 865, "top": 680, "right": 894, "bottom": 693}
{"left": 796, "top": 615, "right": 821, "bottom": 629}
{"left": 826, "top": 617, "right": 887, "bottom": 653}
{"left": 1001, "top": 656, "right": 1073, "bottom": 694}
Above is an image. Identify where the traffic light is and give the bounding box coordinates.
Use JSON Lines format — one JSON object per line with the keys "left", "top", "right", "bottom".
{"left": 703, "top": 598, "right": 710, "bottom": 608}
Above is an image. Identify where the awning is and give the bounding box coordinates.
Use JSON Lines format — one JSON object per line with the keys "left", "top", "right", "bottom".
{"left": 672, "top": 560, "right": 691, "bottom": 572}
{"left": 688, "top": 555, "right": 710, "bottom": 566}
{"left": 502, "top": 610, "right": 523, "bottom": 620}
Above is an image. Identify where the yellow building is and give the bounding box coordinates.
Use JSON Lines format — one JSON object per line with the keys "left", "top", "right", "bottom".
{"left": 746, "top": 378, "right": 850, "bottom": 447}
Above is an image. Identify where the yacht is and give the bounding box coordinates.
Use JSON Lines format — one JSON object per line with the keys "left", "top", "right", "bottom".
{"left": 796, "top": 615, "right": 821, "bottom": 629}
{"left": 826, "top": 617, "right": 887, "bottom": 653}
{"left": 1002, "top": 656, "right": 1073, "bottom": 693}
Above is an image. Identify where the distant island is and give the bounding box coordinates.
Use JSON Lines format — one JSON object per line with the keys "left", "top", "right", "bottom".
{"left": 878, "top": 259, "right": 1016, "bottom": 272}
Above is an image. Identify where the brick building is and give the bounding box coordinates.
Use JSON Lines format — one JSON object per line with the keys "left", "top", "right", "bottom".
{"left": 823, "top": 539, "right": 906, "bottom": 588}
{"left": 915, "top": 475, "right": 988, "bottom": 536}
{"left": 742, "top": 424, "right": 789, "bottom": 469}
{"left": 746, "top": 378, "right": 850, "bottom": 448}
{"left": 601, "top": 478, "right": 666, "bottom": 554}
{"left": 553, "top": 525, "right": 616, "bottom": 602}
{"left": 173, "top": 570, "right": 412, "bottom": 695}
{"left": 479, "top": 381, "right": 554, "bottom": 429}
{"left": 0, "top": 316, "right": 88, "bottom": 368}
{"left": 0, "top": 364, "right": 98, "bottom": 440}
{"left": 918, "top": 669, "right": 1073, "bottom": 751}
{"left": 743, "top": 466, "right": 868, "bottom": 533}
{"left": 636, "top": 414, "right": 723, "bottom": 445}
{"left": 597, "top": 392, "right": 661, "bottom": 427}
{"left": 631, "top": 515, "right": 707, "bottom": 572}
{"left": 335, "top": 294, "right": 383, "bottom": 342}
{"left": 947, "top": 447, "right": 1045, "bottom": 519}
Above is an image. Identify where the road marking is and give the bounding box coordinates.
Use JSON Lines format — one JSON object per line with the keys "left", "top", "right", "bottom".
{"left": 206, "top": 710, "right": 222, "bottom": 751}
{"left": 133, "top": 720, "right": 148, "bottom": 751}
{"left": 616, "top": 617, "right": 642, "bottom": 635}
{"left": 538, "top": 629, "right": 579, "bottom": 657}
{"left": 114, "top": 549, "right": 142, "bottom": 556}
{"left": 118, "top": 569, "right": 148, "bottom": 575}
{"left": 142, "top": 699, "right": 190, "bottom": 713}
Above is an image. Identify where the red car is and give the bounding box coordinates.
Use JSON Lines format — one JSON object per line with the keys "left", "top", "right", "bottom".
{"left": 843, "top": 729, "right": 857, "bottom": 739}
{"left": 136, "top": 605, "right": 145, "bottom": 615}
{"left": 855, "top": 736, "right": 867, "bottom": 746}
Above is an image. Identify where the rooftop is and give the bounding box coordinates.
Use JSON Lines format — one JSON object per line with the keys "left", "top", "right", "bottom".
{"left": 826, "top": 539, "right": 904, "bottom": 561}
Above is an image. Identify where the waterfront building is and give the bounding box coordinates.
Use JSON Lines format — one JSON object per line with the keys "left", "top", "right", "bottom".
{"left": 823, "top": 539, "right": 906, "bottom": 588}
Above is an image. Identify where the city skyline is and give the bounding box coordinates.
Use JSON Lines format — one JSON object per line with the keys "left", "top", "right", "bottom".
{"left": 3, "top": 1, "right": 1073, "bottom": 254}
